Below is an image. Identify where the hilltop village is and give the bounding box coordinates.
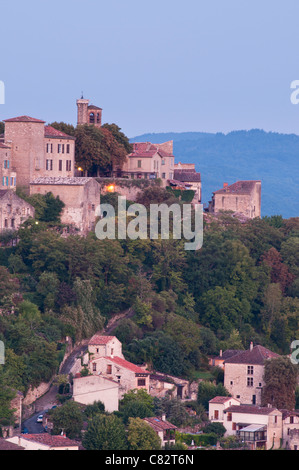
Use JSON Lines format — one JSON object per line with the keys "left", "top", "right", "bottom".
{"left": 0, "top": 99, "right": 298, "bottom": 452}
{"left": 0, "top": 97, "right": 261, "bottom": 235}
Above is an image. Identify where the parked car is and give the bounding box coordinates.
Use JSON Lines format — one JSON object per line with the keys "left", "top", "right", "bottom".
{"left": 36, "top": 415, "right": 43, "bottom": 423}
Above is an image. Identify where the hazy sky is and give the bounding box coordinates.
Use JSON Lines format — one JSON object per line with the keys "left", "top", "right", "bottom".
{"left": 1, "top": 0, "right": 299, "bottom": 138}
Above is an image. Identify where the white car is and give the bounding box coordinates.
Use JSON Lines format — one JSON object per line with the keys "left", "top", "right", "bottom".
{"left": 36, "top": 415, "right": 43, "bottom": 423}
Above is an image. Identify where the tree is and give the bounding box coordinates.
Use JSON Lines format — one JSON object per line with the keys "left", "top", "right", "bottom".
{"left": 262, "top": 356, "right": 298, "bottom": 410}
{"left": 51, "top": 401, "right": 83, "bottom": 439}
{"left": 119, "top": 389, "right": 155, "bottom": 424}
{"left": 127, "top": 417, "right": 161, "bottom": 451}
{"left": 82, "top": 414, "right": 128, "bottom": 450}
{"left": 197, "top": 381, "right": 230, "bottom": 410}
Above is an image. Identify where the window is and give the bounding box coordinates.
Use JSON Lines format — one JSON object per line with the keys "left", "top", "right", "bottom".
{"left": 106, "top": 364, "right": 112, "bottom": 374}
{"left": 247, "top": 366, "right": 254, "bottom": 375}
{"left": 92, "top": 363, "right": 97, "bottom": 372}
{"left": 137, "top": 379, "right": 146, "bottom": 387}
{"left": 46, "top": 159, "right": 53, "bottom": 171}
{"left": 290, "top": 416, "right": 294, "bottom": 424}
{"left": 232, "top": 422, "right": 236, "bottom": 431}
{"left": 4, "top": 219, "right": 8, "bottom": 228}
{"left": 58, "top": 144, "right": 62, "bottom": 153}
{"left": 214, "top": 410, "right": 219, "bottom": 419}
{"left": 162, "top": 173, "right": 166, "bottom": 179}
{"left": 89, "top": 112, "right": 95, "bottom": 124}
{"left": 137, "top": 160, "right": 142, "bottom": 168}
{"left": 46, "top": 143, "right": 53, "bottom": 153}
{"left": 66, "top": 160, "right": 72, "bottom": 172}
{"left": 66, "top": 144, "right": 70, "bottom": 154}
{"left": 2, "top": 176, "right": 5, "bottom": 186}
{"left": 11, "top": 218, "right": 15, "bottom": 228}
{"left": 62, "top": 144, "right": 65, "bottom": 154}
{"left": 227, "top": 413, "right": 232, "bottom": 422}
{"left": 59, "top": 160, "right": 62, "bottom": 171}
{"left": 10, "top": 177, "right": 13, "bottom": 186}
{"left": 162, "top": 159, "right": 165, "bottom": 165}
{"left": 247, "top": 377, "right": 253, "bottom": 387}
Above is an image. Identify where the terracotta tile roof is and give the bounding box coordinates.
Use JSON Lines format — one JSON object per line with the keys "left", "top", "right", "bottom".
{"left": 173, "top": 170, "right": 201, "bottom": 182}
{"left": 224, "top": 345, "right": 279, "bottom": 365}
{"left": 0, "top": 438, "right": 24, "bottom": 450}
{"left": 105, "top": 356, "right": 149, "bottom": 374}
{"left": 88, "top": 104, "right": 102, "bottom": 110}
{"left": 3, "top": 115, "right": 45, "bottom": 123}
{"left": 209, "top": 396, "right": 237, "bottom": 404}
{"left": 88, "top": 334, "right": 116, "bottom": 345}
{"left": 144, "top": 417, "right": 177, "bottom": 432}
{"left": 129, "top": 142, "right": 173, "bottom": 158}
{"left": 224, "top": 405, "right": 278, "bottom": 415}
{"left": 212, "top": 349, "right": 244, "bottom": 361}
{"left": 214, "top": 180, "right": 261, "bottom": 195}
{"left": 44, "top": 125, "right": 75, "bottom": 140}
{"left": 18, "top": 434, "right": 79, "bottom": 448}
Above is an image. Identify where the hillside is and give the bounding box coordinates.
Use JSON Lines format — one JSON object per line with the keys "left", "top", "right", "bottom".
{"left": 130, "top": 129, "right": 299, "bottom": 219}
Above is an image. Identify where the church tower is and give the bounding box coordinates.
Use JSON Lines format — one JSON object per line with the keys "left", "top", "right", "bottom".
{"left": 76, "top": 96, "right": 102, "bottom": 128}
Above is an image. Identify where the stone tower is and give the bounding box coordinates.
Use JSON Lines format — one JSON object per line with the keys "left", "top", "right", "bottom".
{"left": 76, "top": 96, "right": 102, "bottom": 128}
{"left": 76, "top": 96, "right": 90, "bottom": 126}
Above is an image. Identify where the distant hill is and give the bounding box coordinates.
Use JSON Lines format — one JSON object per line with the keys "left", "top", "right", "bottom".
{"left": 130, "top": 129, "right": 299, "bottom": 219}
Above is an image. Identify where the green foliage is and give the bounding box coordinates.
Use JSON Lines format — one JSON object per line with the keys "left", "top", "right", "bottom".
{"left": 82, "top": 414, "right": 128, "bottom": 450}
{"left": 50, "top": 401, "right": 84, "bottom": 439}
{"left": 127, "top": 417, "right": 161, "bottom": 450}
{"left": 197, "top": 381, "right": 230, "bottom": 410}
{"left": 176, "top": 431, "right": 217, "bottom": 447}
{"left": 262, "top": 356, "right": 298, "bottom": 409}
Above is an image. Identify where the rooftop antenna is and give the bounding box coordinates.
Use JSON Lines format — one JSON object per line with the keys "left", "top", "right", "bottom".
{"left": 81, "top": 91, "right": 84, "bottom": 99}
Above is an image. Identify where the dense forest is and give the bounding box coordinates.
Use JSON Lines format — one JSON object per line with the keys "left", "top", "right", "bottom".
{"left": 0, "top": 186, "right": 298, "bottom": 423}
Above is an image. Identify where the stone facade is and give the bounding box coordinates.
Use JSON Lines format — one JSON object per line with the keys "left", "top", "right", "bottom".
{"left": 76, "top": 97, "right": 102, "bottom": 128}
{"left": 0, "top": 190, "right": 35, "bottom": 233}
{"left": 121, "top": 141, "right": 175, "bottom": 186}
{"left": 223, "top": 343, "right": 280, "bottom": 406}
{"left": 86, "top": 334, "right": 150, "bottom": 398}
{"left": 72, "top": 374, "right": 119, "bottom": 412}
{"left": 29, "top": 176, "right": 100, "bottom": 235}
{"left": 3, "top": 116, "right": 75, "bottom": 191}
{"left": 0, "top": 143, "right": 16, "bottom": 190}
{"left": 173, "top": 162, "right": 202, "bottom": 203}
{"left": 208, "top": 180, "right": 261, "bottom": 219}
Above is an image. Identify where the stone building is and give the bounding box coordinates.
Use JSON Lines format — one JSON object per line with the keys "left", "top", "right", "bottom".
{"left": 223, "top": 343, "right": 280, "bottom": 406}
{"left": 121, "top": 141, "right": 175, "bottom": 185}
{"left": 76, "top": 96, "right": 102, "bottom": 128}
{"left": 72, "top": 374, "right": 119, "bottom": 412}
{"left": 2, "top": 116, "right": 75, "bottom": 190}
{"left": 29, "top": 176, "right": 100, "bottom": 235}
{"left": 86, "top": 334, "right": 150, "bottom": 398}
{"left": 173, "top": 162, "right": 202, "bottom": 203}
{"left": 0, "top": 142, "right": 16, "bottom": 190}
{"left": 207, "top": 180, "right": 261, "bottom": 219}
{"left": 0, "top": 190, "right": 35, "bottom": 233}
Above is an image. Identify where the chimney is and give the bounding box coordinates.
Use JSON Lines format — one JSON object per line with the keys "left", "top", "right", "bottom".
{"left": 219, "top": 350, "right": 222, "bottom": 357}
{"left": 250, "top": 342, "right": 253, "bottom": 351}
{"left": 161, "top": 414, "right": 166, "bottom": 422}
{"left": 223, "top": 182, "right": 228, "bottom": 188}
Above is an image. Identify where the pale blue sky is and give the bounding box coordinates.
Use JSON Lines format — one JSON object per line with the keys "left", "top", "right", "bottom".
{"left": 1, "top": 0, "right": 299, "bottom": 138}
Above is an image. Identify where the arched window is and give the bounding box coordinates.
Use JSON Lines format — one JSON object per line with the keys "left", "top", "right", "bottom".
{"left": 89, "top": 112, "right": 95, "bottom": 124}
{"left": 96, "top": 113, "right": 100, "bottom": 123}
